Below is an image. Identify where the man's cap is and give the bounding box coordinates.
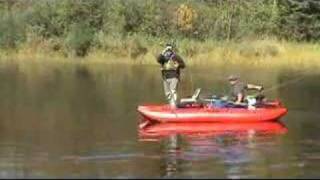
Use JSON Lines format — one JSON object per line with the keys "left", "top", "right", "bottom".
{"left": 228, "top": 75, "right": 239, "bottom": 81}
{"left": 165, "top": 44, "right": 173, "bottom": 50}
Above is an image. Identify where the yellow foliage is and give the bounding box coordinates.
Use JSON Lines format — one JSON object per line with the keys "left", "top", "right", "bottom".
{"left": 176, "top": 4, "right": 198, "bottom": 31}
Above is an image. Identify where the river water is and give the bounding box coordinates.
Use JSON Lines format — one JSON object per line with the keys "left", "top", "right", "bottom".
{"left": 0, "top": 63, "right": 319, "bottom": 178}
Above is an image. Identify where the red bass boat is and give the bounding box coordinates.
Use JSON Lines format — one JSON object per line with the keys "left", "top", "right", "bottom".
{"left": 137, "top": 100, "right": 287, "bottom": 123}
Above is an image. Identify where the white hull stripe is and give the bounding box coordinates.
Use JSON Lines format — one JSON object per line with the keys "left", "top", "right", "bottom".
{"left": 143, "top": 111, "right": 255, "bottom": 119}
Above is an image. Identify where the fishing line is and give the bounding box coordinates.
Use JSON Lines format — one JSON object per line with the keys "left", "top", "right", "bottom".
{"left": 186, "top": 67, "right": 195, "bottom": 93}
{"left": 261, "top": 74, "right": 308, "bottom": 94}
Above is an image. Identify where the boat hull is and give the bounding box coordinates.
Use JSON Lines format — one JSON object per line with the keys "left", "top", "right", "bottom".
{"left": 137, "top": 102, "right": 287, "bottom": 123}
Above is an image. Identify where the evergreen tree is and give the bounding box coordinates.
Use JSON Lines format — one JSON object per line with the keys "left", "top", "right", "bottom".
{"left": 279, "top": 0, "right": 320, "bottom": 41}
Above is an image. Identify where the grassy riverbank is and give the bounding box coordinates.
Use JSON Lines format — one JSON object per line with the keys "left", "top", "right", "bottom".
{"left": 1, "top": 38, "right": 320, "bottom": 72}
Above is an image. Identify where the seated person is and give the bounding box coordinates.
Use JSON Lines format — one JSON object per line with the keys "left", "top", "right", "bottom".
{"left": 228, "top": 75, "right": 264, "bottom": 106}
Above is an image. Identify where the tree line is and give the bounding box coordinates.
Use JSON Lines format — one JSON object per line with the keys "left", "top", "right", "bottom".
{"left": 0, "top": 0, "right": 319, "bottom": 57}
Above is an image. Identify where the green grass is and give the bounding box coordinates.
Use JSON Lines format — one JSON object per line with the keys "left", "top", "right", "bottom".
{"left": 1, "top": 36, "right": 320, "bottom": 72}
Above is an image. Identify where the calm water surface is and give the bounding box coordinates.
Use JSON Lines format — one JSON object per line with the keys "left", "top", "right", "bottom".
{"left": 0, "top": 63, "right": 319, "bottom": 178}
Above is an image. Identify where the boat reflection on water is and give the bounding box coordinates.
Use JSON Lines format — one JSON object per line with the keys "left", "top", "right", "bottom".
{"left": 138, "top": 119, "right": 288, "bottom": 142}
{"left": 138, "top": 119, "right": 288, "bottom": 178}
{"left": 160, "top": 134, "right": 182, "bottom": 178}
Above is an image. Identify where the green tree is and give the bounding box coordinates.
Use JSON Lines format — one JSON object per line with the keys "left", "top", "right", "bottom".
{"left": 0, "top": 1, "right": 26, "bottom": 49}
{"left": 65, "top": 22, "right": 94, "bottom": 57}
{"left": 279, "top": 0, "right": 320, "bottom": 41}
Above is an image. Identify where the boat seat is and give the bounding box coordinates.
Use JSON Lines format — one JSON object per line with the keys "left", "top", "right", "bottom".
{"left": 180, "top": 88, "right": 201, "bottom": 104}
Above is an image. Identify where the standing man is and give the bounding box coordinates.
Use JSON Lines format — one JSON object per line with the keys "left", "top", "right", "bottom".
{"left": 157, "top": 43, "right": 186, "bottom": 108}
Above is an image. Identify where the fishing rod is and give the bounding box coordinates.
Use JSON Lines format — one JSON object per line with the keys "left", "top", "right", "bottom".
{"left": 185, "top": 66, "right": 195, "bottom": 94}
{"left": 259, "top": 75, "right": 307, "bottom": 94}
{"left": 243, "top": 73, "right": 309, "bottom": 100}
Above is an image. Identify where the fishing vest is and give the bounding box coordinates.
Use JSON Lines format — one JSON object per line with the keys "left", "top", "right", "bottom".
{"left": 162, "top": 52, "right": 178, "bottom": 71}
